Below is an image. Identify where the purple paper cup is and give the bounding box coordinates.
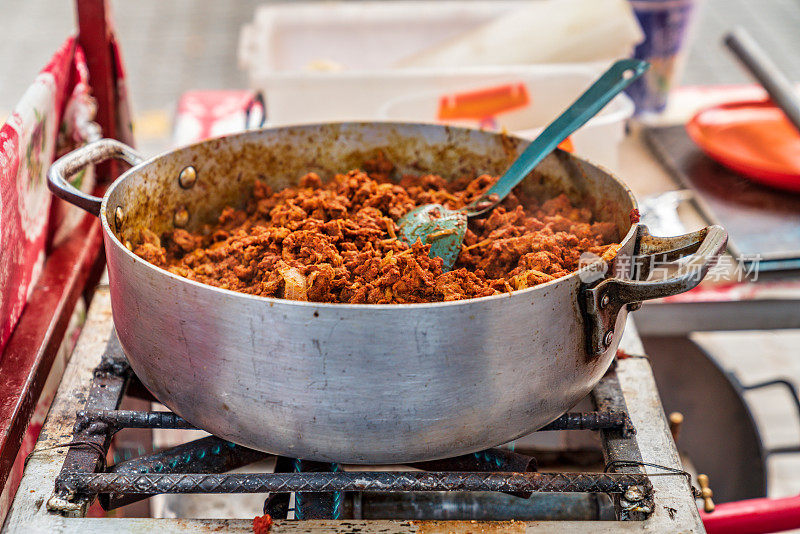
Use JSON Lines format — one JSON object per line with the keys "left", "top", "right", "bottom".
{"left": 627, "top": 0, "right": 700, "bottom": 115}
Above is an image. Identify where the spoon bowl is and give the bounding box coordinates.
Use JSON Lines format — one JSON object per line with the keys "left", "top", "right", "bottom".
{"left": 397, "top": 204, "right": 467, "bottom": 270}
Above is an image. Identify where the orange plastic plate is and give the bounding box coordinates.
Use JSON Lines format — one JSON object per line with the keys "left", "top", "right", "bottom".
{"left": 686, "top": 100, "right": 800, "bottom": 192}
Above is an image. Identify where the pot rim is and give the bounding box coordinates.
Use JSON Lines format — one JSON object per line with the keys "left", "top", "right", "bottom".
{"left": 100, "top": 121, "right": 639, "bottom": 311}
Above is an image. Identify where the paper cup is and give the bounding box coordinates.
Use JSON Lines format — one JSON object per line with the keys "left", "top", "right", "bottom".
{"left": 626, "top": 0, "right": 701, "bottom": 115}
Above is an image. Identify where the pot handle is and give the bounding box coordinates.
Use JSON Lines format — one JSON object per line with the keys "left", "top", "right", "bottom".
{"left": 48, "top": 138, "right": 144, "bottom": 216}
{"left": 584, "top": 224, "right": 728, "bottom": 355}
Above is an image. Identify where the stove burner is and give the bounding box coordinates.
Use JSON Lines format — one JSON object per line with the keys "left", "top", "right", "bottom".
{"left": 47, "top": 332, "right": 655, "bottom": 521}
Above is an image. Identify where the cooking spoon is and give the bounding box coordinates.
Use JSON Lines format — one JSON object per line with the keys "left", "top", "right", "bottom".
{"left": 397, "top": 58, "right": 649, "bottom": 271}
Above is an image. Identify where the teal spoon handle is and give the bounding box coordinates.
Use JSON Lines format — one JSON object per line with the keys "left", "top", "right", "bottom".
{"left": 466, "top": 59, "right": 649, "bottom": 216}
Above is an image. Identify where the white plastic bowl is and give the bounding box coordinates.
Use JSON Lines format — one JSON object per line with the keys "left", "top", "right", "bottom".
{"left": 376, "top": 69, "right": 634, "bottom": 170}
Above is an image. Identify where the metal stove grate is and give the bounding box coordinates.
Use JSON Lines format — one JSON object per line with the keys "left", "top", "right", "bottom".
{"left": 46, "top": 331, "right": 655, "bottom": 522}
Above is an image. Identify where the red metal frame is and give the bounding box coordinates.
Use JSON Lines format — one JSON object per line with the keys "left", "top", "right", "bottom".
{"left": 0, "top": 216, "right": 104, "bottom": 492}
{"left": 76, "top": 0, "right": 135, "bottom": 179}
{"left": 0, "top": 0, "right": 130, "bottom": 499}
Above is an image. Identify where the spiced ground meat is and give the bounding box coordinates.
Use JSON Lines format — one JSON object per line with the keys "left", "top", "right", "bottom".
{"left": 133, "top": 158, "right": 621, "bottom": 304}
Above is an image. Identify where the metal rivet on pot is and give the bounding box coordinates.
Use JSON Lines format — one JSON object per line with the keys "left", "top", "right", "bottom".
{"left": 174, "top": 207, "right": 189, "bottom": 228}
{"left": 600, "top": 293, "right": 610, "bottom": 309}
{"left": 604, "top": 330, "right": 614, "bottom": 346}
{"left": 178, "top": 166, "right": 197, "bottom": 189}
{"left": 114, "top": 206, "right": 124, "bottom": 230}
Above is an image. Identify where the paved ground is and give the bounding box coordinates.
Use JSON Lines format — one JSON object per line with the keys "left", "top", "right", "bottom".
{"left": 2, "top": 0, "right": 800, "bottom": 514}
{"left": 682, "top": 0, "right": 800, "bottom": 85}
{"left": 0, "top": 0, "right": 257, "bottom": 115}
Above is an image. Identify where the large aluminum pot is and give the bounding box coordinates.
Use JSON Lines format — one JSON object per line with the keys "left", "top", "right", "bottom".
{"left": 49, "top": 122, "right": 726, "bottom": 463}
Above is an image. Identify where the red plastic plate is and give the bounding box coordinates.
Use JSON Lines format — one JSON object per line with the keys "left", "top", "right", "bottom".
{"left": 686, "top": 99, "right": 800, "bottom": 192}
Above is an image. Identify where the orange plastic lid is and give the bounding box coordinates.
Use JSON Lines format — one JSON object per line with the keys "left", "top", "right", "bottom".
{"left": 437, "top": 83, "right": 530, "bottom": 121}
{"left": 686, "top": 99, "right": 800, "bottom": 192}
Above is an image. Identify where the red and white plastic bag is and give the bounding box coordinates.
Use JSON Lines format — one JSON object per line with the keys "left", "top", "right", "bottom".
{"left": 0, "top": 37, "right": 97, "bottom": 351}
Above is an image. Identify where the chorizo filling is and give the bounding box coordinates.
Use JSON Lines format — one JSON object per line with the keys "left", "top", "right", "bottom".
{"left": 133, "top": 156, "right": 621, "bottom": 304}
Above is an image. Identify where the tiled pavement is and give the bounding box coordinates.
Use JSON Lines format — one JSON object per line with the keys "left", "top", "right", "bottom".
{"left": 2, "top": 0, "right": 800, "bottom": 514}
{"left": 682, "top": 0, "right": 800, "bottom": 86}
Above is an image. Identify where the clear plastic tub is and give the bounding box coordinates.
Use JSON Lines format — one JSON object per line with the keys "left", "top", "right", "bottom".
{"left": 238, "top": 1, "right": 637, "bottom": 170}
{"left": 238, "top": 1, "right": 525, "bottom": 73}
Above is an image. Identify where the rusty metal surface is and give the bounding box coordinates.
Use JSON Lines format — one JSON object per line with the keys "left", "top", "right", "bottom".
{"left": 49, "top": 350, "right": 644, "bottom": 519}
{"left": 75, "top": 410, "right": 197, "bottom": 432}
{"left": 102, "top": 435, "right": 267, "bottom": 511}
{"left": 46, "top": 333, "right": 131, "bottom": 517}
{"left": 538, "top": 411, "right": 632, "bottom": 433}
{"left": 591, "top": 369, "right": 653, "bottom": 521}
{"left": 610, "top": 348, "right": 705, "bottom": 531}
{"left": 410, "top": 448, "right": 536, "bottom": 499}
{"left": 81, "top": 410, "right": 634, "bottom": 440}
{"left": 56, "top": 471, "right": 652, "bottom": 496}
{"left": 48, "top": 361, "right": 650, "bottom": 519}
{"left": 1, "top": 517, "right": 697, "bottom": 533}
{"left": 293, "top": 459, "right": 343, "bottom": 520}
{"left": 2, "top": 288, "right": 116, "bottom": 532}
{"left": 46, "top": 318, "right": 653, "bottom": 521}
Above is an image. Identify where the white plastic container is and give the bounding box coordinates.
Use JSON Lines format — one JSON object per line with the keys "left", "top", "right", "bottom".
{"left": 242, "top": 65, "right": 633, "bottom": 170}
{"left": 377, "top": 68, "right": 634, "bottom": 170}
{"left": 238, "top": 1, "right": 638, "bottom": 170}
{"left": 238, "top": 1, "right": 526, "bottom": 73}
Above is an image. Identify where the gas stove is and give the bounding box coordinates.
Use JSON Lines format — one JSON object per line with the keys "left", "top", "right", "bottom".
{"left": 2, "top": 286, "right": 705, "bottom": 533}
